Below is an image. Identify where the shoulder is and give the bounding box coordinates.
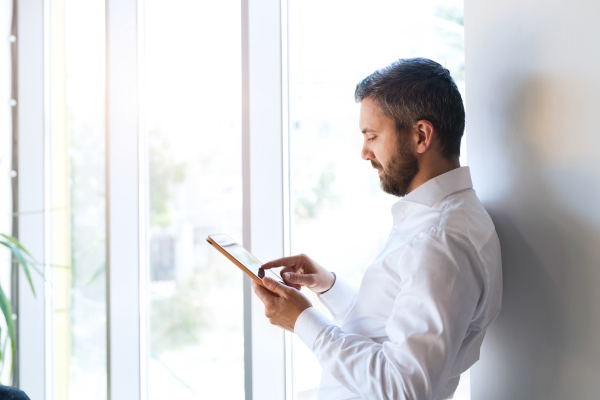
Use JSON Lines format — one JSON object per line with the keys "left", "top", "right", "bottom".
{"left": 437, "top": 188, "right": 496, "bottom": 252}
{"left": 397, "top": 198, "right": 493, "bottom": 281}
{"left": 402, "top": 188, "right": 496, "bottom": 252}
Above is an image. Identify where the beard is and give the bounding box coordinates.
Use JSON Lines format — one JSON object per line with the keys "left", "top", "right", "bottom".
{"left": 371, "top": 133, "right": 419, "bottom": 197}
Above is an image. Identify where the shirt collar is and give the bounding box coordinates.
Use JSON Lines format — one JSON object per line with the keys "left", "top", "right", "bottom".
{"left": 392, "top": 166, "right": 473, "bottom": 213}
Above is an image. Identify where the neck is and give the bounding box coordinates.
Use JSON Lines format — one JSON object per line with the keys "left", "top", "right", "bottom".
{"left": 408, "top": 155, "right": 460, "bottom": 193}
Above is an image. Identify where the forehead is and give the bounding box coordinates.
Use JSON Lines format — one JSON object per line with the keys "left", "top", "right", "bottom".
{"left": 359, "top": 97, "right": 394, "bottom": 131}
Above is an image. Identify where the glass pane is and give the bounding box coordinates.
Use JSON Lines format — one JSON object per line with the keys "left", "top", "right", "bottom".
{"left": 50, "top": 0, "right": 107, "bottom": 398}
{"left": 144, "top": 1, "right": 244, "bottom": 399}
{"left": 287, "top": 0, "right": 466, "bottom": 399}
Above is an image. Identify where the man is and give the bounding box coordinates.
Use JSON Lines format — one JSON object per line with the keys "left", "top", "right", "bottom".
{"left": 252, "top": 58, "right": 502, "bottom": 400}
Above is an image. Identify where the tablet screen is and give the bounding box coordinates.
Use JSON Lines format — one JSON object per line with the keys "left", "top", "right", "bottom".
{"left": 210, "top": 234, "right": 281, "bottom": 280}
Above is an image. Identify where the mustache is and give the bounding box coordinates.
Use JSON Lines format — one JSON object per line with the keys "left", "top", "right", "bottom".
{"left": 371, "top": 160, "right": 383, "bottom": 170}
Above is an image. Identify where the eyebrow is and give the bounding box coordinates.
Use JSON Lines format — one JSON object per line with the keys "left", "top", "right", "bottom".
{"left": 361, "top": 128, "right": 376, "bottom": 134}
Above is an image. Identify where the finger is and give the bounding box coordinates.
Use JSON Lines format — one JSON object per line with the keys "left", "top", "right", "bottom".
{"left": 281, "top": 277, "right": 301, "bottom": 291}
{"left": 252, "top": 280, "right": 277, "bottom": 305}
{"left": 261, "top": 254, "right": 306, "bottom": 270}
{"left": 283, "top": 272, "right": 317, "bottom": 287}
{"left": 262, "top": 276, "right": 293, "bottom": 299}
{"left": 280, "top": 271, "right": 302, "bottom": 290}
{"left": 280, "top": 268, "right": 303, "bottom": 289}
{"left": 280, "top": 265, "right": 303, "bottom": 275}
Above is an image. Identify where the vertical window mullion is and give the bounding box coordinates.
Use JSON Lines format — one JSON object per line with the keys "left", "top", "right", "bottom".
{"left": 242, "top": 0, "right": 286, "bottom": 399}
{"left": 105, "top": 0, "right": 141, "bottom": 399}
{"left": 17, "top": 0, "right": 46, "bottom": 397}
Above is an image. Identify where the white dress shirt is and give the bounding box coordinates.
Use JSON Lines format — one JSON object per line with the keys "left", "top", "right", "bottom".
{"left": 294, "top": 167, "right": 502, "bottom": 400}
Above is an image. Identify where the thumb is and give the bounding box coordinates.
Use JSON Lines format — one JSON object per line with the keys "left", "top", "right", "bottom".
{"left": 283, "top": 272, "right": 316, "bottom": 287}
{"left": 263, "top": 277, "right": 290, "bottom": 298}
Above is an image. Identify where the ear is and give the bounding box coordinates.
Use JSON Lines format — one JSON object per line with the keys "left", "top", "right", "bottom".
{"left": 415, "top": 120, "right": 435, "bottom": 154}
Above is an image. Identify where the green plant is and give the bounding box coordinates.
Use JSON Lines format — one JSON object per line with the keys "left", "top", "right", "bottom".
{"left": 0, "top": 234, "right": 38, "bottom": 382}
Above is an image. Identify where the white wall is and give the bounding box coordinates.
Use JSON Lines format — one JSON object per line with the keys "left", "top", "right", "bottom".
{"left": 465, "top": 0, "right": 600, "bottom": 398}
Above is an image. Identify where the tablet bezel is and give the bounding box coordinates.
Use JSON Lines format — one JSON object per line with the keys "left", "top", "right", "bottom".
{"left": 206, "top": 234, "right": 280, "bottom": 288}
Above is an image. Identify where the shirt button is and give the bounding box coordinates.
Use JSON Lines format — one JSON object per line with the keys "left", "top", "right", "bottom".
{"left": 393, "top": 226, "right": 399, "bottom": 231}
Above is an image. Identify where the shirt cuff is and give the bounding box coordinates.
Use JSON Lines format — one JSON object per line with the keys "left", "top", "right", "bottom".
{"left": 294, "top": 307, "right": 336, "bottom": 351}
{"left": 317, "top": 275, "right": 357, "bottom": 316}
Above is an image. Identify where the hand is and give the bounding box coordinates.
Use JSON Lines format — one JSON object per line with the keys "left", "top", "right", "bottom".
{"left": 262, "top": 254, "right": 336, "bottom": 294}
{"left": 252, "top": 276, "right": 312, "bottom": 332}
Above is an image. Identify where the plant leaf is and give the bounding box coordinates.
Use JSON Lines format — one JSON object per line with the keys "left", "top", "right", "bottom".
{"left": 10, "top": 258, "right": 70, "bottom": 271}
{"left": 0, "top": 234, "right": 34, "bottom": 259}
{"left": 9, "top": 258, "right": 59, "bottom": 274}
{"left": 0, "top": 326, "right": 5, "bottom": 379}
{"left": 0, "top": 285, "right": 15, "bottom": 380}
{"left": 0, "top": 241, "right": 36, "bottom": 297}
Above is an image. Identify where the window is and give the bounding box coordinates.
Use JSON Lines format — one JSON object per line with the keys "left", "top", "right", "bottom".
{"left": 49, "top": 1, "right": 107, "bottom": 398}
{"left": 15, "top": 0, "right": 466, "bottom": 398}
{"left": 143, "top": 1, "right": 244, "bottom": 398}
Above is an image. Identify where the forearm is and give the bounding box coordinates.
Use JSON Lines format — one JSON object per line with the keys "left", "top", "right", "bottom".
{"left": 315, "top": 326, "right": 429, "bottom": 400}
{"left": 295, "top": 308, "right": 436, "bottom": 400}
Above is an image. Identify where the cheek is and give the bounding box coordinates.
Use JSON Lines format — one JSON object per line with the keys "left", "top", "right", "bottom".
{"left": 374, "top": 143, "right": 390, "bottom": 165}
{"left": 379, "top": 135, "right": 398, "bottom": 164}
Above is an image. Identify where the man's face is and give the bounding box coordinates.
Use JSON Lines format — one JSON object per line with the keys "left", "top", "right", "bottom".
{"left": 359, "top": 97, "right": 419, "bottom": 197}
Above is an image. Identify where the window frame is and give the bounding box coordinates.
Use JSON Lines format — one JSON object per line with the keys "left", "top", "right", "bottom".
{"left": 17, "top": 0, "right": 47, "bottom": 397}
{"left": 242, "top": 0, "right": 288, "bottom": 399}
{"left": 17, "top": 0, "right": 290, "bottom": 399}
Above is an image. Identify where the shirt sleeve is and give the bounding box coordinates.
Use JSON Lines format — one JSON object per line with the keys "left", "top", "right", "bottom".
{"left": 295, "top": 230, "right": 485, "bottom": 400}
{"left": 317, "top": 274, "right": 359, "bottom": 324}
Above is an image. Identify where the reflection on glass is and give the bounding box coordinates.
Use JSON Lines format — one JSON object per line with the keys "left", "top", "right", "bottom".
{"left": 51, "top": 0, "right": 107, "bottom": 398}
{"left": 144, "top": 1, "right": 244, "bottom": 399}
{"left": 209, "top": 234, "right": 281, "bottom": 281}
{"left": 288, "top": 0, "right": 467, "bottom": 399}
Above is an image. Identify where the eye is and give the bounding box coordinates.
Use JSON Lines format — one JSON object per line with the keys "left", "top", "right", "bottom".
{"left": 368, "top": 136, "right": 376, "bottom": 142}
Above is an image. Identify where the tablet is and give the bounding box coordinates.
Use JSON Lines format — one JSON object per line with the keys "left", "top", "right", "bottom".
{"left": 206, "top": 234, "right": 282, "bottom": 287}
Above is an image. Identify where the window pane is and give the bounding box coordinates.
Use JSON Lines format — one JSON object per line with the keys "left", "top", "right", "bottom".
{"left": 144, "top": 1, "right": 244, "bottom": 399}
{"left": 287, "top": 0, "right": 466, "bottom": 399}
{"left": 50, "top": 0, "right": 107, "bottom": 398}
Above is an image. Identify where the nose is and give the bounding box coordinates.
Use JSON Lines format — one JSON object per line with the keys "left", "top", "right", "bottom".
{"left": 361, "top": 141, "right": 373, "bottom": 160}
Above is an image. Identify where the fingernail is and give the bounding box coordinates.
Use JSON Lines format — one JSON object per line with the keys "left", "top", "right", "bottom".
{"left": 263, "top": 277, "right": 271, "bottom": 283}
{"left": 283, "top": 273, "right": 290, "bottom": 280}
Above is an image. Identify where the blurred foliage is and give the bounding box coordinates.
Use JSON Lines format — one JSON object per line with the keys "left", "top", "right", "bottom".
{"left": 150, "top": 276, "right": 209, "bottom": 353}
{"left": 149, "top": 128, "right": 187, "bottom": 229}
{"left": 150, "top": 259, "right": 237, "bottom": 354}
{"left": 435, "top": 5, "right": 464, "bottom": 26}
{"left": 434, "top": 6, "right": 465, "bottom": 83}
{"left": 454, "top": 63, "right": 466, "bottom": 82}
{"left": 68, "top": 107, "right": 107, "bottom": 302}
{"left": 295, "top": 163, "right": 337, "bottom": 220}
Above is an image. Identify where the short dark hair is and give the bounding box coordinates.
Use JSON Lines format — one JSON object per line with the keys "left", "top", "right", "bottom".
{"left": 355, "top": 58, "right": 465, "bottom": 158}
